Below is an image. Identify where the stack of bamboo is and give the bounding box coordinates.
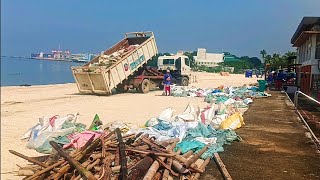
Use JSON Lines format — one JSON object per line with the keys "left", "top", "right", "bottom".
{"left": 10, "top": 128, "right": 214, "bottom": 180}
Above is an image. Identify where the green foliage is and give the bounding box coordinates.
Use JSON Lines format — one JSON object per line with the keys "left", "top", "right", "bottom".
{"left": 219, "top": 54, "right": 262, "bottom": 74}
{"left": 183, "top": 51, "right": 197, "bottom": 68}
{"left": 262, "top": 50, "right": 297, "bottom": 67}
{"left": 260, "top": 49, "right": 267, "bottom": 61}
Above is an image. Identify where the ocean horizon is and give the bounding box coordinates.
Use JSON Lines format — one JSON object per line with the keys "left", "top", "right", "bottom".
{"left": 1, "top": 57, "right": 83, "bottom": 86}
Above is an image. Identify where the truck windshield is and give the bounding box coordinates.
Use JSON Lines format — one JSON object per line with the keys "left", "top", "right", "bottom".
{"left": 163, "top": 59, "right": 175, "bottom": 65}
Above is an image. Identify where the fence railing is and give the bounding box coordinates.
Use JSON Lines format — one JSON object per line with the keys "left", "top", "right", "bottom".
{"left": 293, "top": 91, "right": 320, "bottom": 149}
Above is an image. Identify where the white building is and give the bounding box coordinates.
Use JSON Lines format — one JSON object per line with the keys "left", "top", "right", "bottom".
{"left": 194, "top": 48, "right": 224, "bottom": 67}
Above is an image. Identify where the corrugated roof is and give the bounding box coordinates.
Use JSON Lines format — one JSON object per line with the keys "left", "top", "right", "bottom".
{"left": 291, "top": 17, "right": 320, "bottom": 44}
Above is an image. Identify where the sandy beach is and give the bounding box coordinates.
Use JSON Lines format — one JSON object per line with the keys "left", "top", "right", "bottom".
{"left": 1, "top": 72, "right": 261, "bottom": 179}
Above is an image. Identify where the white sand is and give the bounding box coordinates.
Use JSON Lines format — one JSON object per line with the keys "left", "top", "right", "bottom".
{"left": 1, "top": 72, "right": 261, "bottom": 179}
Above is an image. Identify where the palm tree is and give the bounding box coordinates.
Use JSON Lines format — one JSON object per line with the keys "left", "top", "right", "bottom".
{"left": 265, "top": 55, "right": 272, "bottom": 64}
{"left": 260, "top": 49, "right": 267, "bottom": 63}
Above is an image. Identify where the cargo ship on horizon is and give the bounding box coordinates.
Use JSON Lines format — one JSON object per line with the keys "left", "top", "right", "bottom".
{"left": 31, "top": 49, "right": 96, "bottom": 63}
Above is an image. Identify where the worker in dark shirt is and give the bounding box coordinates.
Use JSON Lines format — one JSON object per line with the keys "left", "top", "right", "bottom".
{"left": 275, "top": 70, "right": 284, "bottom": 90}
{"left": 163, "top": 69, "right": 172, "bottom": 96}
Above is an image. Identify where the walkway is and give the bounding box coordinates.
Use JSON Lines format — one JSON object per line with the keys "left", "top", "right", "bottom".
{"left": 204, "top": 91, "right": 320, "bottom": 180}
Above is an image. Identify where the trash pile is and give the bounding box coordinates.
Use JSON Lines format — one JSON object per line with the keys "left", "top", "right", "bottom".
{"left": 12, "top": 127, "right": 235, "bottom": 179}
{"left": 11, "top": 84, "right": 269, "bottom": 179}
{"left": 204, "top": 86, "right": 271, "bottom": 105}
{"left": 170, "top": 86, "right": 213, "bottom": 97}
{"left": 21, "top": 113, "right": 101, "bottom": 154}
{"left": 171, "top": 85, "right": 270, "bottom": 100}
{"left": 89, "top": 44, "right": 139, "bottom": 67}
{"left": 13, "top": 103, "right": 242, "bottom": 179}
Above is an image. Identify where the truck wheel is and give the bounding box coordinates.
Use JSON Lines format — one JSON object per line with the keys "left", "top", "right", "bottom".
{"left": 159, "top": 84, "right": 164, "bottom": 90}
{"left": 116, "top": 84, "right": 128, "bottom": 93}
{"left": 181, "top": 77, "right": 189, "bottom": 86}
{"left": 139, "top": 79, "right": 150, "bottom": 93}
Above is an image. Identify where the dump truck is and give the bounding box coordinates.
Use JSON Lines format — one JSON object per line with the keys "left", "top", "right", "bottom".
{"left": 71, "top": 31, "right": 192, "bottom": 95}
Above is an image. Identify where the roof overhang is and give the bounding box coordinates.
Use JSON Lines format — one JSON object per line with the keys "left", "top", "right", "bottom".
{"left": 291, "top": 17, "right": 320, "bottom": 44}
{"left": 292, "top": 31, "right": 320, "bottom": 47}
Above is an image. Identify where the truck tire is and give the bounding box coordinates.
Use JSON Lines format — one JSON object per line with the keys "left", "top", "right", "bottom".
{"left": 181, "top": 77, "right": 189, "bottom": 86}
{"left": 116, "top": 84, "right": 128, "bottom": 93}
{"left": 159, "top": 83, "right": 164, "bottom": 90}
{"left": 139, "top": 79, "right": 150, "bottom": 93}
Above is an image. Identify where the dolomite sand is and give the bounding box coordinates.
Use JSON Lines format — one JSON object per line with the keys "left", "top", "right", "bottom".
{"left": 1, "top": 72, "right": 262, "bottom": 179}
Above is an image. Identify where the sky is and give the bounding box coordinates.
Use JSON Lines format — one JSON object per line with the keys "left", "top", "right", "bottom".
{"left": 1, "top": 0, "right": 320, "bottom": 58}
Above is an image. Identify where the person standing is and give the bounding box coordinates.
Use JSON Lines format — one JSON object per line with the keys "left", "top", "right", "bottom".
{"left": 163, "top": 69, "right": 172, "bottom": 96}
{"left": 275, "top": 70, "right": 284, "bottom": 90}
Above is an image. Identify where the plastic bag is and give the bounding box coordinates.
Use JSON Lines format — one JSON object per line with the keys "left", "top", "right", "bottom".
{"left": 219, "top": 112, "right": 244, "bottom": 130}
{"left": 52, "top": 114, "right": 77, "bottom": 131}
{"left": 158, "top": 108, "right": 175, "bottom": 121}
{"left": 175, "top": 141, "right": 205, "bottom": 154}
{"left": 210, "top": 114, "right": 228, "bottom": 129}
{"left": 27, "top": 127, "right": 76, "bottom": 153}
{"left": 243, "top": 98, "right": 253, "bottom": 105}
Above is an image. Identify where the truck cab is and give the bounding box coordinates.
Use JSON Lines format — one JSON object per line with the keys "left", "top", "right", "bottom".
{"left": 157, "top": 52, "right": 192, "bottom": 86}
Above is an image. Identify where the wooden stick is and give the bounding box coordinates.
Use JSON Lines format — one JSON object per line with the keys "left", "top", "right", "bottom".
{"left": 126, "top": 148, "right": 174, "bottom": 157}
{"left": 182, "top": 150, "right": 193, "bottom": 158}
{"left": 116, "top": 128, "right": 128, "bottom": 180}
{"left": 152, "top": 172, "right": 162, "bottom": 180}
{"left": 162, "top": 157, "right": 172, "bottom": 180}
{"left": 155, "top": 157, "right": 178, "bottom": 177}
{"left": 25, "top": 160, "right": 65, "bottom": 180}
{"left": 183, "top": 145, "right": 209, "bottom": 168}
{"left": 143, "top": 142, "right": 178, "bottom": 180}
{"left": 131, "top": 134, "right": 149, "bottom": 146}
{"left": 9, "top": 150, "right": 58, "bottom": 172}
{"left": 128, "top": 156, "right": 154, "bottom": 180}
{"left": 213, "top": 153, "right": 232, "bottom": 180}
{"left": 50, "top": 141, "right": 97, "bottom": 180}
{"left": 52, "top": 138, "right": 101, "bottom": 179}
{"left": 190, "top": 157, "right": 210, "bottom": 180}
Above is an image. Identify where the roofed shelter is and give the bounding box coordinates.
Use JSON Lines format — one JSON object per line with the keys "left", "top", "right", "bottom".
{"left": 291, "top": 17, "right": 320, "bottom": 97}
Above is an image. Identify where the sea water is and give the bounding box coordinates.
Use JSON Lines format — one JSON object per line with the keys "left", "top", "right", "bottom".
{"left": 1, "top": 57, "right": 83, "bottom": 86}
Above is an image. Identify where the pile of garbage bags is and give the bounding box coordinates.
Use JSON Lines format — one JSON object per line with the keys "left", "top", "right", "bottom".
{"left": 22, "top": 113, "right": 102, "bottom": 154}
{"left": 171, "top": 86, "right": 213, "bottom": 97}
{"left": 22, "top": 84, "right": 268, "bottom": 157}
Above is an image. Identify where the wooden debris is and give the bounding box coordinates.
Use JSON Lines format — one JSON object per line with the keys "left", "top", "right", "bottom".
{"left": 10, "top": 131, "right": 223, "bottom": 180}
{"left": 213, "top": 153, "right": 232, "bottom": 180}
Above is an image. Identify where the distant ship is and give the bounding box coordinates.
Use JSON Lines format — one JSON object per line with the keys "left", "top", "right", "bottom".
{"left": 31, "top": 50, "right": 96, "bottom": 63}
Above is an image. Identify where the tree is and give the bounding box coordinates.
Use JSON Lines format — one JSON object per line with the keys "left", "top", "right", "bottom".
{"left": 260, "top": 49, "right": 267, "bottom": 63}
{"left": 265, "top": 55, "right": 272, "bottom": 64}
{"left": 248, "top": 57, "right": 262, "bottom": 68}
{"left": 183, "top": 51, "right": 197, "bottom": 68}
